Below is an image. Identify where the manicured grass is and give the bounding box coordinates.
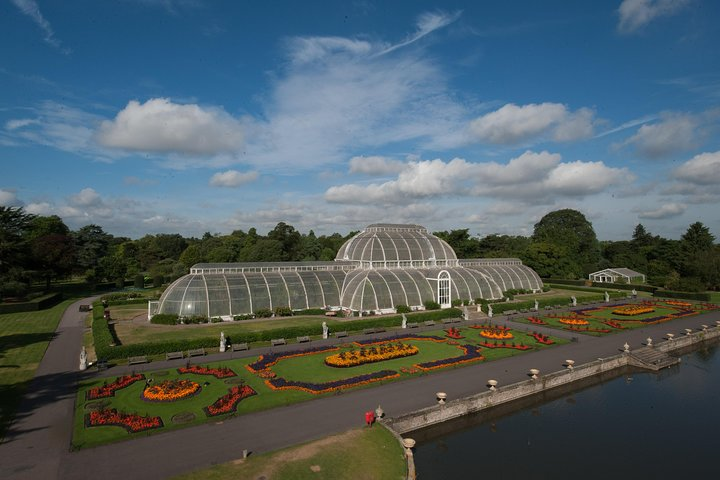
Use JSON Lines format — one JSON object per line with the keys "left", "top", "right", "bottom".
{"left": 73, "top": 325, "right": 565, "bottom": 448}
{"left": 0, "top": 299, "right": 75, "bottom": 440}
{"left": 171, "top": 426, "right": 406, "bottom": 480}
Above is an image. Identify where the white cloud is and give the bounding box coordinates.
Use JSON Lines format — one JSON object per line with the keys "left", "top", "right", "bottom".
{"left": 673, "top": 151, "right": 720, "bottom": 185}
{"left": 618, "top": 0, "right": 690, "bottom": 34}
{"left": 637, "top": 203, "right": 686, "bottom": 219}
{"left": 468, "top": 103, "right": 595, "bottom": 145}
{"left": 0, "top": 189, "right": 22, "bottom": 206}
{"left": 623, "top": 113, "right": 698, "bottom": 158}
{"left": 325, "top": 151, "right": 630, "bottom": 205}
{"left": 69, "top": 187, "right": 102, "bottom": 207}
{"left": 5, "top": 118, "right": 39, "bottom": 130}
{"left": 11, "top": 0, "right": 71, "bottom": 54}
{"left": 24, "top": 201, "right": 53, "bottom": 216}
{"left": 377, "top": 11, "right": 461, "bottom": 56}
{"left": 348, "top": 156, "right": 405, "bottom": 175}
{"left": 96, "top": 98, "right": 245, "bottom": 155}
{"left": 209, "top": 170, "right": 259, "bottom": 188}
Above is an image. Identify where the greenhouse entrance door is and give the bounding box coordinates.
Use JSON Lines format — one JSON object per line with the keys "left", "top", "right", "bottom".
{"left": 438, "top": 271, "right": 451, "bottom": 308}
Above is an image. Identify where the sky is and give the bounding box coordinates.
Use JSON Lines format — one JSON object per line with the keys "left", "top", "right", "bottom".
{"left": 1, "top": 0, "right": 719, "bottom": 241}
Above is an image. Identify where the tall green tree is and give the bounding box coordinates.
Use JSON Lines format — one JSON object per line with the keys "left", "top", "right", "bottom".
{"left": 531, "top": 209, "right": 600, "bottom": 278}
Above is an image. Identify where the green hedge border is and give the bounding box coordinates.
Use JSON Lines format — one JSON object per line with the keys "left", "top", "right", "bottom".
{"left": 653, "top": 290, "right": 712, "bottom": 301}
{"left": 0, "top": 292, "right": 63, "bottom": 314}
{"left": 488, "top": 291, "right": 626, "bottom": 314}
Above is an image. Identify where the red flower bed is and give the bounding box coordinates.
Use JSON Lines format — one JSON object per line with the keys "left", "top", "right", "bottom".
{"left": 85, "top": 408, "right": 163, "bottom": 433}
{"left": 528, "top": 316, "right": 547, "bottom": 325}
{"left": 603, "top": 320, "right": 626, "bottom": 329}
{"left": 266, "top": 370, "right": 400, "bottom": 394}
{"left": 528, "top": 332, "right": 554, "bottom": 345}
{"left": 178, "top": 365, "right": 237, "bottom": 378}
{"left": 445, "top": 327, "right": 464, "bottom": 339}
{"left": 86, "top": 374, "right": 145, "bottom": 400}
{"left": 204, "top": 385, "right": 257, "bottom": 417}
{"left": 477, "top": 341, "right": 531, "bottom": 350}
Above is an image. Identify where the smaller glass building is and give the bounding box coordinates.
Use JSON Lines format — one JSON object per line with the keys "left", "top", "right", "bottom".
{"left": 152, "top": 224, "right": 543, "bottom": 318}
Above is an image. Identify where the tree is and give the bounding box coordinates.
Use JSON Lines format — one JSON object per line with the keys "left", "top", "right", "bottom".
{"left": 531, "top": 209, "right": 600, "bottom": 278}
{"left": 679, "top": 222, "right": 718, "bottom": 291}
{"left": 268, "top": 222, "right": 302, "bottom": 261}
{"left": 433, "top": 229, "right": 480, "bottom": 258}
{"left": 523, "top": 242, "right": 576, "bottom": 278}
{"left": 0, "top": 206, "right": 35, "bottom": 277}
{"left": 631, "top": 224, "right": 654, "bottom": 247}
{"left": 73, "top": 224, "right": 111, "bottom": 273}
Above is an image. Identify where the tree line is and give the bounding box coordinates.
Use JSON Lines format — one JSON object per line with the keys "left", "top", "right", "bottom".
{"left": 1, "top": 206, "right": 717, "bottom": 299}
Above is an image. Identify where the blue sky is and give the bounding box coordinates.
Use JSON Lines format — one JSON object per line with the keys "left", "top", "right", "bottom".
{"left": 1, "top": 0, "right": 719, "bottom": 240}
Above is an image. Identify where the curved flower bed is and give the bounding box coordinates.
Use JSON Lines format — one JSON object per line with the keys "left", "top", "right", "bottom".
{"left": 445, "top": 328, "right": 464, "bottom": 339}
{"left": 528, "top": 317, "right": 547, "bottom": 325}
{"left": 325, "top": 343, "right": 418, "bottom": 367}
{"left": 477, "top": 341, "right": 531, "bottom": 350}
{"left": 415, "top": 344, "right": 484, "bottom": 371}
{"left": 353, "top": 334, "right": 446, "bottom": 346}
{"left": 85, "top": 408, "right": 163, "bottom": 433}
{"left": 664, "top": 300, "right": 692, "bottom": 308}
{"left": 603, "top": 320, "right": 626, "bottom": 329}
{"left": 86, "top": 374, "right": 145, "bottom": 400}
{"left": 247, "top": 346, "right": 339, "bottom": 373}
{"left": 178, "top": 365, "right": 237, "bottom": 378}
{"left": 266, "top": 370, "right": 400, "bottom": 394}
{"left": 529, "top": 332, "right": 554, "bottom": 345}
{"left": 478, "top": 328, "right": 514, "bottom": 340}
{"left": 204, "top": 385, "right": 257, "bottom": 417}
{"left": 142, "top": 379, "right": 201, "bottom": 402}
{"left": 558, "top": 317, "right": 589, "bottom": 326}
{"left": 613, "top": 305, "right": 655, "bottom": 316}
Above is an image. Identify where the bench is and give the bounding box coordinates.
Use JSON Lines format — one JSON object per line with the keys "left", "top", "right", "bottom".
{"left": 424, "top": 320, "right": 436, "bottom": 326}
{"left": 375, "top": 327, "right": 386, "bottom": 333}
{"left": 96, "top": 359, "right": 108, "bottom": 371}
{"left": 78, "top": 304, "right": 91, "bottom": 312}
{"left": 296, "top": 336, "right": 310, "bottom": 343}
{"left": 407, "top": 322, "right": 418, "bottom": 328}
{"left": 520, "top": 309, "right": 529, "bottom": 313}
{"left": 271, "top": 338, "right": 286, "bottom": 346}
{"left": 232, "top": 342, "right": 249, "bottom": 351}
{"left": 187, "top": 348, "right": 205, "bottom": 357}
{"left": 441, "top": 318, "right": 453, "bottom": 324}
{"left": 335, "top": 331, "right": 348, "bottom": 338}
{"left": 505, "top": 310, "right": 518, "bottom": 315}
{"left": 165, "top": 351, "right": 183, "bottom": 360}
{"left": 363, "top": 328, "right": 375, "bottom": 335}
{"left": 128, "top": 355, "right": 148, "bottom": 365}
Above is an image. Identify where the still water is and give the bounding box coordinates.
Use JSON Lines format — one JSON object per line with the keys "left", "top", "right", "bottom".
{"left": 413, "top": 342, "right": 719, "bottom": 479}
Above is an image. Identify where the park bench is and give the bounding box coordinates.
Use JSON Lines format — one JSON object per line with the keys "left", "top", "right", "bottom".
{"left": 296, "top": 336, "right": 310, "bottom": 343}
{"left": 165, "top": 351, "right": 183, "bottom": 360}
{"left": 335, "top": 331, "right": 348, "bottom": 338}
{"left": 424, "top": 320, "right": 436, "bottom": 326}
{"left": 520, "top": 309, "right": 529, "bottom": 313}
{"left": 441, "top": 318, "right": 453, "bottom": 324}
{"left": 363, "top": 328, "right": 375, "bottom": 335}
{"left": 271, "top": 338, "right": 286, "bottom": 346}
{"left": 232, "top": 342, "right": 249, "bottom": 351}
{"left": 407, "top": 322, "right": 418, "bottom": 328}
{"left": 128, "top": 355, "right": 148, "bottom": 365}
{"left": 188, "top": 348, "right": 205, "bottom": 357}
{"left": 78, "top": 304, "right": 91, "bottom": 312}
{"left": 374, "top": 327, "right": 386, "bottom": 333}
{"left": 96, "top": 359, "right": 108, "bottom": 371}
{"left": 505, "top": 310, "right": 518, "bottom": 315}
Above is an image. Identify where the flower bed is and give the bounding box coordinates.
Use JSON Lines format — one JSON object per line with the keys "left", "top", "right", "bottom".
{"left": 142, "top": 379, "right": 201, "bottom": 402}
{"left": 477, "top": 341, "right": 531, "bottom": 350}
{"left": 528, "top": 316, "right": 547, "bottom": 325}
{"left": 85, "top": 408, "right": 163, "bottom": 433}
{"left": 266, "top": 370, "right": 400, "bottom": 394}
{"left": 529, "top": 332, "right": 554, "bottom": 345}
{"left": 603, "top": 320, "right": 626, "bottom": 329}
{"left": 664, "top": 300, "right": 692, "bottom": 308}
{"left": 325, "top": 343, "right": 418, "bottom": 367}
{"left": 476, "top": 327, "right": 513, "bottom": 340}
{"left": 613, "top": 305, "right": 655, "bottom": 316}
{"left": 353, "top": 334, "right": 447, "bottom": 346}
{"left": 246, "top": 346, "right": 339, "bottom": 373}
{"left": 415, "top": 344, "right": 485, "bottom": 371}
{"left": 86, "top": 374, "right": 145, "bottom": 400}
{"left": 445, "top": 327, "right": 464, "bottom": 339}
{"left": 204, "top": 385, "right": 257, "bottom": 417}
{"left": 558, "top": 317, "right": 590, "bottom": 326}
{"left": 178, "top": 365, "right": 237, "bottom": 378}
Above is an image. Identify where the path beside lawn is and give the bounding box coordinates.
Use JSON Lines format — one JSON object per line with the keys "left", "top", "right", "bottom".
{"left": 1, "top": 300, "right": 719, "bottom": 480}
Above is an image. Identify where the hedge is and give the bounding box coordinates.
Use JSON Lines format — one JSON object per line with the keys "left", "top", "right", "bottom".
{"left": 653, "top": 290, "right": 713, "bottom": 301}
{"left": 90, "top": 306, "right": 462, "bottom": 360}
{"left": 542, "top": 278, "right": 587, "bottom": 286}
{"left": 488, "top": 291, "right": 626, "bottom": 314}
{"left": 591, "top": 282, "right": 658, "bottom": 293}
{"left": 0, "top": 292, "right": 63, "bottom": 314}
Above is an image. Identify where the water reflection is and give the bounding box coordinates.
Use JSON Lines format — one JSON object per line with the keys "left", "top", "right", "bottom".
{"left": 413, "top": 342, "right": 719, "bottom": 479}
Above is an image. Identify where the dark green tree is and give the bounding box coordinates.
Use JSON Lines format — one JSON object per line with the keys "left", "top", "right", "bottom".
{"left": 531, "top": 209, "right": 600, "bottom": 278}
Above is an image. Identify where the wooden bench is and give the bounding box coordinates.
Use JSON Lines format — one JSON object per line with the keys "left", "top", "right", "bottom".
{"left": 96, "top": 359, "right": 108, "bottom": 371}
{"left": 407, "top": 322, "right": 418, "bottom": 328}
{"left": 335, "top": 331, "right": 348, "bottom": 338}
{"left": 78, "top": 304, "right": 91, "bottom": 312}
{"left": 187, "top": 348, "right": 205, "bottom": 357}
{"left": 271, "top": 338, "right": 286, "bottom": 346}
{"left": 232, "top": 342, "right": 249, "bottom": 351}
{"left": 505, "top": 310, "right": 518, "bottom": 315}
{"left": 128, "top": 355, "right": 148, "bottom": 365}
{"left": 165, "top": 351, "right": 183, "bottom": 360}
{"left": 441, "top": 318, "right": 453, "bottom": 324}
{"left": 296, "top": 336, "right": 310, "bottom": 343}
{"left": 375, "top": 327, "right": 386, "bottom": 333}
{"left": 424, "top": 320, "right": 436, "bottom": 326}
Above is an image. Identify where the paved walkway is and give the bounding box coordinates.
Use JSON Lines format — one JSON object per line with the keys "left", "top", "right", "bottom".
{"left": 1, "top": 300, "right": 719, "bottom": 480}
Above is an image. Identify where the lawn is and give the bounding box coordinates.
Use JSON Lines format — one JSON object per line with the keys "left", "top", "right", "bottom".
{"left": 73, "top": 325, "right": 565, "bottom": 448}
{"left": 513, "top": 300, "right": 717, "bottom": 337}
{"left": 171, "top": 425, "right": 406, "bottom": 480}
{"left": 0, "top": 299, "right": 75, "bottom": 440}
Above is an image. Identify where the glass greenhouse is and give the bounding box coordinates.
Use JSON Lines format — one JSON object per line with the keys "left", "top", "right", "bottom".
{"left": 151, "top": 224, "right": 543, "bottom": 319}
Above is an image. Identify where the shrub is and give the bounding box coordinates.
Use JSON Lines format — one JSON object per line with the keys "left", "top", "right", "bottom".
{"left": 254, "top": 308, "right": 273, "bottom": 318}
{"left": 152, "top": 275, "right": 164, "bottom": 288}
{"left": 451, "top": 299, "right": 463, "bottom": 307}
{"left": 133, "top": 274, "right": 145, "bottom": 289}
{"left": 294, "top": 308, "right": 326, "bottom": 316}
{"left": 274, "top": 306, "right": 293, "bottom": 317}
{"left": 150, "top": 314, "right": 178, "bottom": 325}
{"left": 395, "top": 304, "right": 411, "bottom": 314}
{"left": 233, "top": 314, "right": 255, "bottom": 321}
{"left": 423, "top": 300, "right": 441, "bottom": 310}
{"left": 210, "top": 317, "right": 224, "bottom": 323}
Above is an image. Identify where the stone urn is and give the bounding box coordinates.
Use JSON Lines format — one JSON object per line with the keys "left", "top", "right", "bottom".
{"left": 565, "top": 359, "right": 575, "bottom": 370}
{"left": 684, "top": 328, "right": 693, "bottom": 336}
{"left": 402, "top": 438, "right": 416, "bottom": 449}
{"left": 646, "top": 337, "right": 653, "bottom": 347}
{"left": 666, "top": 333, "right": 675, "bottom": 340}
{"left": 701, "top": 324, "right": 708, "bottom": 331}
{"left": 529, "top": 368, "right": 540, "bottom": 380}
{"left": 436, "top": 392, "right": 447, "bottom": 405}
{"left": 487, "top": 379, "right": 498, "bottom": 391}
{"left": 623, "top": 342, "right": 630, "bottom": 353}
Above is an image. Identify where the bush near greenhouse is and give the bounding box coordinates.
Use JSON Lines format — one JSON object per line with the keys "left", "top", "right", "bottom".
{"left": 149, "top": 314, "right": 178, "bottom": 325}
{"left": 395, "top": 304, "right": 411, "bottom": 314}
{"left": 274, "top": 306, "right": 293, "bottom": 317}
{"left": 255, "top": 308, "right": 273, "bottom": 318}
{"left": 424, "top": 300, "right": 441, "bottom": 310}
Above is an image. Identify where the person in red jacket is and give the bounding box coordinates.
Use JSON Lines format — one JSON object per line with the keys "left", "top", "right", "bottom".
{"left": 365, "top": 410, "right": 375, "bottom": 427}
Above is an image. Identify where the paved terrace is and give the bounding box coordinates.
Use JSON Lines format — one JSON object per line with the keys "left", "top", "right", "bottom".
{"left": 1, "top": 298, "right": 719, "bottom": 480}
